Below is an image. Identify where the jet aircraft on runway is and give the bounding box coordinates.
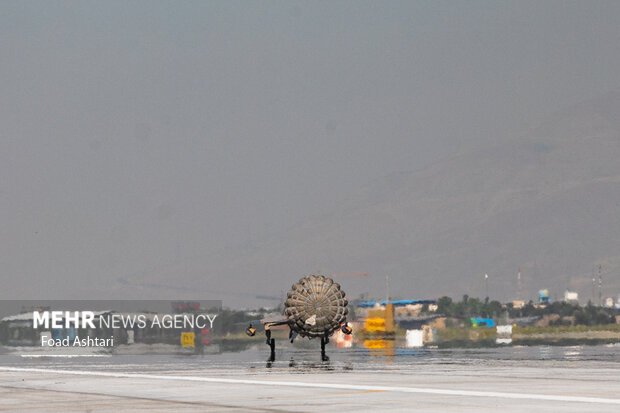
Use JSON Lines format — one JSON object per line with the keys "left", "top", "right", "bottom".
{"left": 246, "top": 274, "right": 352, "bottom": 361}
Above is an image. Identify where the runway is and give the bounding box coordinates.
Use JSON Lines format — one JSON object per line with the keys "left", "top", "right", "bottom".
{"left": 1, "top": 345, "right": 619, "bottom": 412}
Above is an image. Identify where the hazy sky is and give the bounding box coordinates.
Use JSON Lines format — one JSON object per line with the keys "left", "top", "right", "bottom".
{"left": 2, "top": 1, "right": 620, "bottom": 303}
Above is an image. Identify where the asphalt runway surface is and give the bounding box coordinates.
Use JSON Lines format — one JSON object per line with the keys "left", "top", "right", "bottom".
{"left": 1, "top": 344, "right": 619, "bottom": 412}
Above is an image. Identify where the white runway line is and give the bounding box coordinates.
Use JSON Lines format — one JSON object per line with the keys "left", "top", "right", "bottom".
{"left": 19, "top": 354, "right": 112, "bottom": 358}
{"left": 1, "top": 366, "right": 619, "bottom": 405}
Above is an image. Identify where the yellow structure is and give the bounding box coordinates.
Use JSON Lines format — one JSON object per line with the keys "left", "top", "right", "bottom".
{"left": 180, "top": 332, "right": 195, "bottom": 348}
{"left": 363, "top": 303, "right": 395, "bottom": 334}
{"left": 364, "top": 317, "right": 386, "bottom": 332}
{"left": 362, "top": 339, "right": 395, "bottom": 360}
{"left": 384, "top": 303, "right": 394, "bottom": 333}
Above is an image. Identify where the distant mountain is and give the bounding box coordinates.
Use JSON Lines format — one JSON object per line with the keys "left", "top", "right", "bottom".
{"left": 127, "top": 92, "right": 620, "bottom": 307}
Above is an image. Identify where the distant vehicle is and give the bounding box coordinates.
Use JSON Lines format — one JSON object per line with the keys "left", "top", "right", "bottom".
{"left": 246, "top": 274, "right": 351, "bottom": 361}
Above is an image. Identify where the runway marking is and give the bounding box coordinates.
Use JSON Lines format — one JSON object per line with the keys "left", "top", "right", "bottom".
{"left": 19, "top": 354, "right": 111, "bottom": 358}
{"left": 1, "top": 366, "right": 620, "bottom": 405}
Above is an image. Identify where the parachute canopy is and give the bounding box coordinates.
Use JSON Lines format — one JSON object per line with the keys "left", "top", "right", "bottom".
{"left": 284, "top": 275, "right": 348, "bottom": 338}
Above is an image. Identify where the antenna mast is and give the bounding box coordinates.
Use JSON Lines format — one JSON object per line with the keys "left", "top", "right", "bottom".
{"left": 598, "top": 265, "right": 603, "bottom": 306}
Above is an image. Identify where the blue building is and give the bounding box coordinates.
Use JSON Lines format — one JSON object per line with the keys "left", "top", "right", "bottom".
{"left": 538, "top": 289, "right": 551, "bottom": 305}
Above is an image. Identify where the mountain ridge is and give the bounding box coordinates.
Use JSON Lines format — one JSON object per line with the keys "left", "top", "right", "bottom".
{"left": 120, "top": 93, "right": 620, "bottom": 307}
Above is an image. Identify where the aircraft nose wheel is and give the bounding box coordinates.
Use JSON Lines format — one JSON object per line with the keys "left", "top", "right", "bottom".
{"left": 320, "top": 335, "right": 330, "bottom": 362}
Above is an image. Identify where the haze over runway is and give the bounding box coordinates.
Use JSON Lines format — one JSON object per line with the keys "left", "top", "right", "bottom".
{"left": 3, "top": 2, "right": 620, "bottom": 306}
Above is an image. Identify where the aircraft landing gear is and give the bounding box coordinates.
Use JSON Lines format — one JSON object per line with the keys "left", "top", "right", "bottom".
{"left": 320, "top": 335, "right": 330, "bottom": 362}
{"left": 265, "top": 329, "right": 276, "bottom": 362}
{"left": 259, "top": 325, "right": 335, "bottom": 363}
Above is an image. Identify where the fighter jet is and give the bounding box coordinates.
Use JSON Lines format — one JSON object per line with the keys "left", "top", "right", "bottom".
{"left": 246, "top": 274, "right": 352, "bottom": 361}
